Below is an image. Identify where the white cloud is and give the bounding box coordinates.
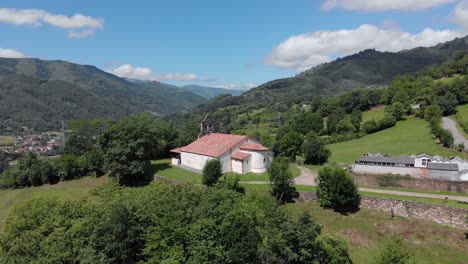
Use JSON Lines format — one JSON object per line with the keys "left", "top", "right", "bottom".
{"left": 107, "top": 64, "right": 206, "bottom": 82}
{"left": 321, "top": 0, "right": 456, "bottom": 11}
{"left": 215, "top": 83, "right": 258, "bottom": 91}
{"left": 0, "top": 8, "right": 103, "bottom": 38}
{"left": 451, "top": 1, "right": 468, "bottom": 29}
{"left": 266, "top": 24, "right": 464, "bottom": 71}
{"left": 68, "top": 29, "right": 96, "bottom": 39}
{"left": 0, "top": 48, "right": 26, "bottom": 58}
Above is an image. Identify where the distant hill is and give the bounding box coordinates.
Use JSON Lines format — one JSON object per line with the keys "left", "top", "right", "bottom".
{"left": 186, "top": 36, "right": 468, "bottom": 117}
{"left": 179, "top": 85, "right": 244, "bottom": 99}
{"left": 0, "top": 58, "right": 206, "bottom": 130}
{"left": 124, "top": 80, "right": 245, "bottom": 99}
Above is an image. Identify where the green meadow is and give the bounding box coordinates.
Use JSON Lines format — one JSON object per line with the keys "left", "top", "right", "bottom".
{"left": 328, "top": 116, "right": 468, "bottom": 164}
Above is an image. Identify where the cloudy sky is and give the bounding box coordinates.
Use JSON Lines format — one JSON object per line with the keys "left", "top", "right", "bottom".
{"left": 0, "top": 0, "right": 467, "bottom": 89}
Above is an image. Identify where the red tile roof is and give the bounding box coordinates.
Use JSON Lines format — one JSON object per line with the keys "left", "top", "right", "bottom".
{"left": 170, "top": 147, "right": 182, "bottom": 153}
{"left": 240, "top": 143, "right": 269, "bottom": 151}
{"left": 172, "top": 133, "right": 247, "bottom": 157}
{"left": 231, "top": 152, "right": 251, "bottom": 160}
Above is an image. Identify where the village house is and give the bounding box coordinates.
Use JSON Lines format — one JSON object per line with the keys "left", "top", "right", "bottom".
{"left": 352, "top": 153, "right": 468, "bottom": 181}
{"left": 171, "top": 133, "right": 272, "bottom": 174}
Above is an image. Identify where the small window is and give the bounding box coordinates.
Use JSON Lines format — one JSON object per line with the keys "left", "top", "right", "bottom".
{"left": 263, "top": 158, "right": 266, "bottom": 163}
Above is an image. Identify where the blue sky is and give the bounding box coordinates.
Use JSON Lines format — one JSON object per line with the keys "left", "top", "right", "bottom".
{"left": 0, "top": 0, "right": 467, "bottom": 89}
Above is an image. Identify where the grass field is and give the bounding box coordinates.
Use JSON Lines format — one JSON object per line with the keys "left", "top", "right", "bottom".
{"left": 287, "top": 202, "right": 468, "bottom": 264}
{"left": 151, "top": 159, "right": 301, "bottom": 183}
{"left": 0, "top": 136, "right": 15, "bottom": 145}
{"left": 0, "top": 176, "right": 108, "bottom": 230}
{"left": 453, "top": 104, "right": 468, "bottom": 138}
{"left": 150, "top": 159, "right": 202, "bottom": 183}
{"left": 361, "top": 106, "right": 386, "bottom": 124}
{"left": 328, "top": 116, "right": 468, "bottom": 164}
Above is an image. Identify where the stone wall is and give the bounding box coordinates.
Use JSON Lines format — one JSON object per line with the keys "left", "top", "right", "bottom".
{"left": 360, "top": 196, "right": 468, "bottom": 230}
{"left": 352, "top": 173, "right": 468, "bottom": 193}
{"left": 296, "top": 192, "right": 467, "bottom": 229}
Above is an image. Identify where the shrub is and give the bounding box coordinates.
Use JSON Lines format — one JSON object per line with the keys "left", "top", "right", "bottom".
{"left": 317, "top": 165, "right": 359, "bottom": 209}
{"left": 374, "top": 236, "right": 412, "bottom": 264}
{"left": 302, "top": 133, "right": 331, "bottom": 165}
{"left": 269, "top": 157, "right": 295, "bottom": 202}
{"left": 202, "top": 159, "right": 222, "bottom": 186}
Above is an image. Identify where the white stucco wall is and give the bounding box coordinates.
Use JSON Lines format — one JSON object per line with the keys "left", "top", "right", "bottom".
{"left": 171, "top": 158, "right": 180, "bottom": 166}
{"left": 232, "top": 159, "right": 243, "bottom": 174}
{"left": 180, "top": 152, "right": 214, "bottom": 172}
{"left": 351, "top": 164, "right": 427, "bottom": 178}
{"left": 239, "top": 150, "right": 270, "bottom": 173}
{"left": 415, "top": 157, "right": 431, "bottom": 168}
{"left": 219, "top": 151, "right": 232, "bottom": 173}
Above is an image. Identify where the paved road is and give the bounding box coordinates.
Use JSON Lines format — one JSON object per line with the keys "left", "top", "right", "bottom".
{"left": 442, "top": 117, "right": 467, "bottom": 150}
{"left": 240, "top": 166, "right": 468, "bottom": 203}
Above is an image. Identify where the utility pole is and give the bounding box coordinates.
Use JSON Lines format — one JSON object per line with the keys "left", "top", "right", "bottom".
{"left": 61, "top": 120, "right": 66, "bottom": 152}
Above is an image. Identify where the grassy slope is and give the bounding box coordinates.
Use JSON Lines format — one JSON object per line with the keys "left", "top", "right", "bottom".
{"left": 328, "top": 116, "right": 468, "bottom": 164}
{"left": 0, "top": 176, "right": 108, "bottom": 230}
{"left": 453, "top": 104, "right": 468, "bottom": 138}
{"left": 0, "top": 136, "right": 15, "bottom": 145}
{"left": 151, "top": 159, "right": 301, "bottom": 183}
{"left": 287, "top": 202, "right": 468, "bottom": 264}
{"left": 361, "top": 106, "right": 386, "bottom": 123}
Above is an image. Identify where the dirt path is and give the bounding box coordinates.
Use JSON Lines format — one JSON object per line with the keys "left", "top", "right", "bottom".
{"left": 294, "top": 165, "right": 317, "bottom": 185}
{"left": 240, "top": 166, "right": 468, "bottom": 203}
{"left": 442, "top": 117, "right": 467, "bottom": 150}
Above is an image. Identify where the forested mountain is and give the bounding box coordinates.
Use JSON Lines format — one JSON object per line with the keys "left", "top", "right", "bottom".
{"left": 175, "top": 36, "right": 468, "bottom": 124}
{"left": 0, "top": 58, "right": 206, "bottom": 130}
{"left": 179, "top": 85, "right": 244, "bottom": 99}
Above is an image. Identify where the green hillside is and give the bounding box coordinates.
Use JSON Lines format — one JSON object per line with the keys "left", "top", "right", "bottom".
{"left": 328, "top": 116, "right": 468, "bottom": 164}
{"left": 0, "top": 176, "right": 108, "bottom": 230}
{"left": 0, "top": 58, "right": 206, "bottom": 130}
{"left": 361, "top": 106, "right": 386, "bottom": 124}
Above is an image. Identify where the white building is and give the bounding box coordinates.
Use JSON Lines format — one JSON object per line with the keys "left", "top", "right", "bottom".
{"left": 170, "top": 133, "right": 272, "bottom": 174}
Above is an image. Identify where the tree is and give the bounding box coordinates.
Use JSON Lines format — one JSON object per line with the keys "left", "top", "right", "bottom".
{"left": 317, "top": 234, "right": 353, "bottom": 264}
{"left": 438, "top": 92, "right": 458, "bottom": 116}
{"left": 350, "top": 110, "right": 362, "bottom": 132}
{"left": 277, "top": 131, "right": 303, "bottom": 161}
{"left": 268, "top": 157, "right": 295, "bottom": 202}
{"left": 99, "top": 114, "right": 164, "bottom": 185}
{"left": 317, "top": 165, "right": 359, "bottom": 209}
{"left": 385, "top": 102, "right": 405, "bottom": 121}
{"left": 423, "top": 105, "right": 442, "bottom": 123}
{"left": 439, "top": 129, "right": 454, "bottom": 148}
{"left": 374, "top": 236, "right": 412, "bottom": 264}
{"left": 302, "top": 133, "right": 331, "bottom": 165}
{"left": 362, "top": 119, "right": 378, "bottom": 134}
{"left": 335, "top": 116, "right": 357, "bottom": 135}
{"left": 56, "top": 154, "right": 81, "bottom": 181}
{"left": 202, "top": 159, "right": 222, "bottom": 186}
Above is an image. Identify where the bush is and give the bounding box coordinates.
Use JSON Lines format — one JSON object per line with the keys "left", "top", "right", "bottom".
{"left": 439, "top": 129, "right": 454, "bottom": 148}
{"left": 302, "top": 133, "right": 331, "bottom": 165}
{"left": 268, "top": 157, "right": 296, "bottom": 202}
{"left": 317, "top": 165, "right": 359, "bottom": 209}
{"left": 374, "top": 236, "right": 412, "bottom": 264}
{"left": 202, "top": 159, "right": 222, "bottom": 186}
{"left": 0, "top": 182, "right": 348, "bottom": 263}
